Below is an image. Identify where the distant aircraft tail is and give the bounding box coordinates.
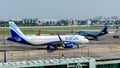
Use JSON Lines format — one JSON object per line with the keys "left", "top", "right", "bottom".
{"left": 7, "top": 21, "right": 28, "bottom": 43}
{"left": 98, "top": 22, "right": 108, "bottom": 36}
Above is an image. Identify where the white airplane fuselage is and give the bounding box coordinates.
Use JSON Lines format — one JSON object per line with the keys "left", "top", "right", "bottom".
{"left": 25, "top": 35, "right": 89, "bottom": 45}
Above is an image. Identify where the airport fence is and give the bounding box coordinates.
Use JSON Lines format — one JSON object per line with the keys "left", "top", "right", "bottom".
{"left": 0, "top": 47, "right": 120, "bottom": 62}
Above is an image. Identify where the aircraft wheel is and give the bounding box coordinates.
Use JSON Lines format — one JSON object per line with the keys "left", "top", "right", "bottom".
{"left": 47, "top": 46, "right": 51, "bottom": 49}
{"left": 77, "top": 44, "right": 80, "bottom": 48}
{"left": 54, "top": 46, "right": 58, "bottom": 50}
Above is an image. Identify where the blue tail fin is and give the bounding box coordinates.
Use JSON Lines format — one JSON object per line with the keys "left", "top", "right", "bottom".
{"left": 7, "top": 21, "right": 27, "bottom": 43}
{"left": 98, "top": 22, "right": 108, "bottom": 36}
{"left": 101, "top": 22, "right": 108, "bottom": 33}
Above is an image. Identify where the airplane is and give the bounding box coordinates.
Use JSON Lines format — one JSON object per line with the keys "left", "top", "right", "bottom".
{"left": 7, "top": 21, "right": 89, "bottom": 49}
{"left": 76, "top": 22, "right": 109, "bottom": 40}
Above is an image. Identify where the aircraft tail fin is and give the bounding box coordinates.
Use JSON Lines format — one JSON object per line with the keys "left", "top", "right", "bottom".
{"left": 100, "top": 22, "right": 108, "bottom": 34}
{"left": 9, "top": 21, "right": 24, "bottom": 37}
{"left": 8, "top": 21, "right": 27, "bottom": 43}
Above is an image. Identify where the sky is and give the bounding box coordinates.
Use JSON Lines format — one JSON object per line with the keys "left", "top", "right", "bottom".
{"left": 0, "top": 0, "right": 120, "bottom": 20}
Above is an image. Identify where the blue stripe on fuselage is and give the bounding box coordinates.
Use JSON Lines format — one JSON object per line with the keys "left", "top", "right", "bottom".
{"left": 44, "top": 41, "right": 81, "bottom": 46}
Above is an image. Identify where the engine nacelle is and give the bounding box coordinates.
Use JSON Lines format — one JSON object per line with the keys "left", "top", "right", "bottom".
{"left": 65, "top": 42, "right": 73, "bottom": 48}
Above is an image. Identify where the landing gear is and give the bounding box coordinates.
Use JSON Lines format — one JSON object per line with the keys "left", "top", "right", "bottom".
{"left": 54, "top": 46, "right": 58, "bottom": 49}
{"left": 47, "top": 45, "right": 58, "bottom": 50}
{"left": 51, "top": 45, "right": 58, "bottom": 50}
{"left": 94, "top": 37, "right": 98, "bottom": 41}
{"left": 77, "top": 44, "right": 80, "bottom": 48}
{"left": 47, "top": 46, "right": 51, "bottom": 49}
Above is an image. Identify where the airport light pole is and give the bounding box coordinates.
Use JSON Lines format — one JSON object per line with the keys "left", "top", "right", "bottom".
{"left": 4, "top": 23, "right": 7, "bottom": 63}
{"left": 87, "top": 47, "right": 90, "bottom": 61}
{"left": 4, "top": 50, "right": 6, "bottom": 63}
{"left": 4, "top": 23, "right": 7, "bottom": 44}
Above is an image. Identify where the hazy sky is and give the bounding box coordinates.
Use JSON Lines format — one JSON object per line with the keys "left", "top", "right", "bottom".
{"left": 0, "top": 0, "right": 120, "bottom": 20}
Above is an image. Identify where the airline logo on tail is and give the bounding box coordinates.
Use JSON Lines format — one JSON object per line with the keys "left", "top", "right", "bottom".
{"left": 8, "top": 22, "right": 28, "bottom": 43}
{"left": 100, "top": 22, "right": 108, "bottom": 33}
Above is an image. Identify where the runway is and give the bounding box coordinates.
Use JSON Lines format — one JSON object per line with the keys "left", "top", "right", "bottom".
{"left": 0, "top": 31, "right": 120, "bottom": 62}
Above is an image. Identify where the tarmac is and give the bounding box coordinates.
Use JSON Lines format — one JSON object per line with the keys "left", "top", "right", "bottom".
{"left": 0, "top": 30, "right": 120, "bottom": 62}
